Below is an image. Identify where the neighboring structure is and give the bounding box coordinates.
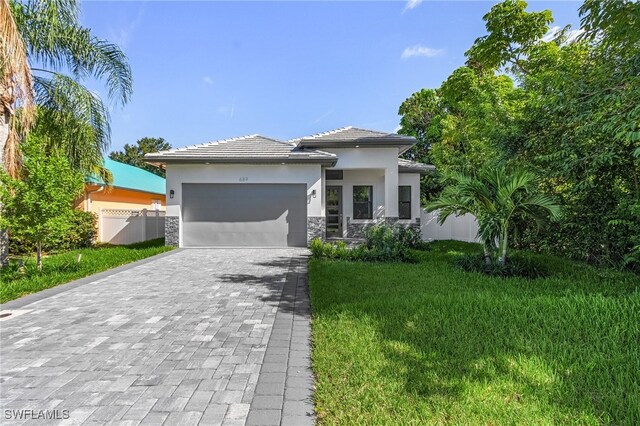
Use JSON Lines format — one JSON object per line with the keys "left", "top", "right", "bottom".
{"left": 146, "top": 127, "right": 433, "bottom": 248}
{"left": 81, "top": 158, "right": 166, "bottom": 244}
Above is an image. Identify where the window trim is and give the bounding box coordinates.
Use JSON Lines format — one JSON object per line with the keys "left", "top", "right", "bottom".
{"left": 398, "top": 186, "right": 412, "bottom": 220}
{"left": 353, "top": 185, "right": 373, "bottom": 220}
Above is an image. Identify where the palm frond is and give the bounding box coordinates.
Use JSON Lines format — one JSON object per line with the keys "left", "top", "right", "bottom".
{"left": 13, "top": 0, "right": 132, "bottom": 105}
{"left": 519, "top": 193, "right": 562, "bottom": 221}
{"left": 1, "top": 0, "right": 35, "bottom": 176}
{"left": 33, "top": 74, "right": 111, "bottom": 180}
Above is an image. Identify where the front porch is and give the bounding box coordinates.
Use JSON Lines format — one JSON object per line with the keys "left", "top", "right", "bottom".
{"left": 320, "top": 167, "right": 420, "bottom": 239}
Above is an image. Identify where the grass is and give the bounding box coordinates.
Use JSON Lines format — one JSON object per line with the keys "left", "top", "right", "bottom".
{"left": 1, "top": 238, "right": 174, "bottom": 303}
{"left": 308, "top": 241, "right": 640, "bottom": 425}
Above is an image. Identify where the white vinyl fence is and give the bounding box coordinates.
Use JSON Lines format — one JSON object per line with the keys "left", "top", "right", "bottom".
{"left": 421, "top": 209, "right": 480, "bottom": 243}
{"left": 100, "top": 208, "right": 166, "bottom": 245}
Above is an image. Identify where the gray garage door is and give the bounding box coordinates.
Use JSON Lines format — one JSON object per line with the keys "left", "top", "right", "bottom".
{"left": 182, "top": 183, "right": 307, "bottom": 247}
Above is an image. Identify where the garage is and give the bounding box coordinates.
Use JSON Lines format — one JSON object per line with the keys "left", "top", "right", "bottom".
{"left": 182, "top": 183, "right": 307, "bottom": 247}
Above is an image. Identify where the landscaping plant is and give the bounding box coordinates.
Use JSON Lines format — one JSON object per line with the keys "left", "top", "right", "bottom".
{"left": 0, "top": 139, "right": 84, "bottom": 269}
{"left": 398, "top": 0, "right": 640, "bottom": 269}
{"left": 427, "top": 164, "right": 561, "bottom": 269}
{"left": 309, "top": 225, "right": 422, "bottom": 263}
{"left": 0, "top": 0, "right": 133, "bottom": 266}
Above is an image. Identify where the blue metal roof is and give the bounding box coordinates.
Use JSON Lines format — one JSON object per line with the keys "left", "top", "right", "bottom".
{"left": 87, "top": 158, "right": 166, "bottom": 195}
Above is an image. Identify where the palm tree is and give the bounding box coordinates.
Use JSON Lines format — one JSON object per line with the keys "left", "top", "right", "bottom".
{"left": 0, "top": 0, "right": 132, "bottom": 265}
{"left": 427, "top": 164, "right": 561, "bottom": 267}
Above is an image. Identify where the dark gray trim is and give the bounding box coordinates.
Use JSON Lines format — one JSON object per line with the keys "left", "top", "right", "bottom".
{"left": 0, "top": 249, "right": 181, "bottom": 310}
{"left": 399, "top": 166, "right": 435, "bottom": 174}
{"left": 297, "top": 139, "right": 413, "bottom": 151}
{"left": 144, "top": 157, "right": 337, "bottom": 166}
{"left": 247, "top": 255, "right": 315, "bottom": 426}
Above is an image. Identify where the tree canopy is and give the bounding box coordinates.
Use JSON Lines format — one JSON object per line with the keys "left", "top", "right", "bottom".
{"left": 399, "top": 0, "right": 640, "bottom": 269}
{"left": 109, "top": 137, "right": 171, "bottom": 177}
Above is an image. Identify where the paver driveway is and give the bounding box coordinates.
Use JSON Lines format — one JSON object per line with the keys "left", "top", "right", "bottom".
{"left": 0, "top": 249, "right": 314, "bottom": 425}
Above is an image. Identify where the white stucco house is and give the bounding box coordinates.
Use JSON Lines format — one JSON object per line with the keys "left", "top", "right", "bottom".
{"left": 145, "top": 127, "right": 433, "bottom": 247}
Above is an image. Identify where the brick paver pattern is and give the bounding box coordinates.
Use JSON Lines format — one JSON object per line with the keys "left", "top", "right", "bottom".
{"left": 0, "top": 249, "right": 314, "bottom": 425}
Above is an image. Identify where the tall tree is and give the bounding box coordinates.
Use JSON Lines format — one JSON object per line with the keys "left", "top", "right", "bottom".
{"left": 2, "top": 0, "right": 132, "bottom": 177}
{"left": 110, "top": 137, "right": 171, "bottom": 177}
{"left": 400, "top": 0, "right": 640, "bottom": 268}
{"left": 0, "top": 137, "right": 84, "bottom": 270}
{"left": 0, "top": 0, "right": 132, "bottom": 265}
{"left": 0, "top": 0, "right": 34, "bottom": 266}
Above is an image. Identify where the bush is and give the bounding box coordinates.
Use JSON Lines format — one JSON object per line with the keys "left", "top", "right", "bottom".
{"left": 454, "top": 252, "right": 550, "bottom": 279}
{"left": 9, "top": 210, "right": 97, "bottom": 255}
{"left": 62, "top": 211, "right": 98, "bottom": 250}
{"left": 310, "top": 239, "right": 350, "bottom": 260}
{"left": 309, "top": 224, "right": 422, "bottom": 263}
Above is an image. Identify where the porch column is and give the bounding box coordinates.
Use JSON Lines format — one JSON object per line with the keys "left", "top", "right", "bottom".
{"left": 384, "top": 166, "right": 399, "bottom": 218}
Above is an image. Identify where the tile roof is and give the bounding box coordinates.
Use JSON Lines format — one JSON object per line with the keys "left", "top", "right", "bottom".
{"left": 145, "top": 134, "right": 337, "bottom": 165}
{"left": 291, "top": 126, "right": 416, "bottom": 145}
{"left": 86, "top": 158, "right": 166, "bottom": 195}
{"left": 398, "top": 158, "right": 435, "bottom": 174}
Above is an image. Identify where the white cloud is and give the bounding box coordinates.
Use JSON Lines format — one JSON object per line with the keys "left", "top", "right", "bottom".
{"left": 313, "top": 109, "right": 333, "bottom": 124}
{"left": 401, "top": 45, "right": 444, "bottom": 59}
{"left": 542, "top": 26, "right": 585, "bottom": 43}
{"left": 203, "top": 76, "right": 213, "bottom": 85}
{"left": 217, "top": 100, "right": 235, "bottom": 119}
{"left": 541, "top": 26, "right": 562, "bottom": 42}
{"left": 107, "top": 3, "right": 145, "bottom": 49}
{"left": 404, "top": 0, "right": 423, "bottom": 12}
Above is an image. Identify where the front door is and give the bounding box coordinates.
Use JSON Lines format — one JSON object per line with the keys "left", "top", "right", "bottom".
{"left": 326, "top": 186, "right": 343, "bottom": 238}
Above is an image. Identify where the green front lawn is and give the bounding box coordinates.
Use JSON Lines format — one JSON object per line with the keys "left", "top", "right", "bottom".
{"left": 309, "top": 241, "right": 640, "bottom": 425}
{"left": 1, "top": 238, "right": 174, "bottom": 303}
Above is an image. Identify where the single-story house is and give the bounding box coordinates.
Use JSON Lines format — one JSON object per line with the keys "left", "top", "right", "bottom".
{"left": 80, "top": 158, "right": 166, "bottom": 242}
{"left": 145, "top": 127, "right": 433, "bottom": 248}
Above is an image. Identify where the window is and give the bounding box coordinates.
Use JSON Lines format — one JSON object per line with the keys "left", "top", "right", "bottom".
{"left": 353, "top": 186, "right": 373, "bottom": 219}
{"left": 152, "top": 199, "right": 161, "bottom": 211}
{"left": 326, "top": 169, "right": 343, "bottom": 180}
{"left": 398, "top": 186, "right": 412, "bottom": 219}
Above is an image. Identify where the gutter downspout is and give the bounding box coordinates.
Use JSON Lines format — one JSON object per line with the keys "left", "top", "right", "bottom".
{"left": 85, "top": 186, "right": 105, "bottom": 212}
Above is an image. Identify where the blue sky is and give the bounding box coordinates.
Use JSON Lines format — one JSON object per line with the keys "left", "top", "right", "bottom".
{"left": 79, "top": 1, "right": 582, "bottom": 152}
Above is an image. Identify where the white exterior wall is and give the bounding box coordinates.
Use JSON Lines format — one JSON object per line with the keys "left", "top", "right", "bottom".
{"left": 330, "top": 148, "right": 399, "bottom": 217}
{"left": 320, "top": 147, "right": 422, "bottom": 237}
{"left": 165, "top": 163, "right": 322, "bottom": 246}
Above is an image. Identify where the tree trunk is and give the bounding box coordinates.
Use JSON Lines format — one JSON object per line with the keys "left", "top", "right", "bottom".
{"left": 36, "top": 240, "right": 42, "bottom": 271}
{"left": 483, "top": 242, "right": 492, "bottom": 266}
{"left": 0, "top": 110, "right": 9, "bottom": 267}
{"left": 498, "top": 226, "right": 508, "bottom": 268}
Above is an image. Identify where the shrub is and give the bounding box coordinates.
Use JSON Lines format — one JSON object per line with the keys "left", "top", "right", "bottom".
{"left": 454, "top": 252, "right": 550, "bottom": 279}
{"left": 310, "top": 239, "right": 351, "bottom": 260}
{"left": 363, "top": 224, "right": 421, "bottom": 262}
{"left": 9, "top": 210, "right": 97, "bottom": 255}
{"left": 310, "top": 224, "right": 420, "bottom": 263}
{"left": 309, "top": 238, "right": 325, "bottom": 258}
{"left": 62, "top": 211, "right": 98, "bottom": 250}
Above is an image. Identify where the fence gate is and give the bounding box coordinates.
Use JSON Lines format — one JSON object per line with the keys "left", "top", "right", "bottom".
{"left": 100, "top": 208, "right": 166, "bottom": 245}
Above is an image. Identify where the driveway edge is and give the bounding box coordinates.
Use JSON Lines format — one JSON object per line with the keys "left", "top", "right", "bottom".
{"left": 0, "top": 248, "right": 182, "bottom": 311}
{"left": 247, "top": 255, "right": 315, "bottom": 426}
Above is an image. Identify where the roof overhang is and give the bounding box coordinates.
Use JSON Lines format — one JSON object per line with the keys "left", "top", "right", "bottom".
{"left": 296, "top": 138, "right": 415, "bottom": 153}
{"left": 144, "top": 156, "right": 337, "bottom": 167}
{"left": 399, "top": 165, "right": 436, "bottom": 175}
